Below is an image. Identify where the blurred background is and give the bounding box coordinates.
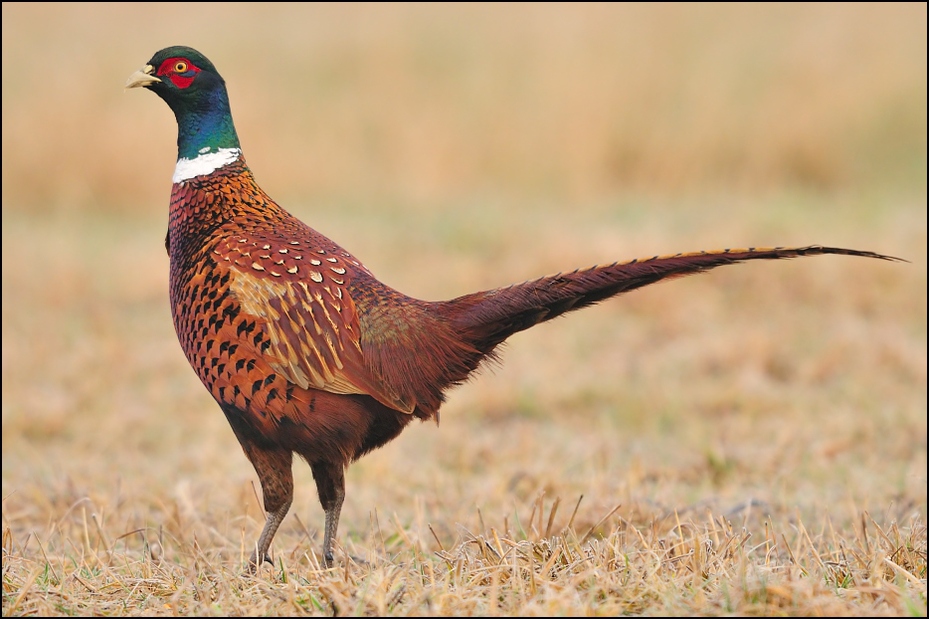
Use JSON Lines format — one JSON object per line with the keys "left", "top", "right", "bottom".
{"left": 2, "top": 3, "right": 926, "bottom": 560}
{"left": 3, "top": 4, "right": 926, "bottom": 213}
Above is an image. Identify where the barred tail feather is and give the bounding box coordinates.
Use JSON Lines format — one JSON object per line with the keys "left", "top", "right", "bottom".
{"left": 441, "top": 245, "right": 904, "bottom": 353}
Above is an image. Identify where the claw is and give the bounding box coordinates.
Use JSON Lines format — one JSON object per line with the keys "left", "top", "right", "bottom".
{"left": 244, "top": 551, "right": 273, "bottom": 575}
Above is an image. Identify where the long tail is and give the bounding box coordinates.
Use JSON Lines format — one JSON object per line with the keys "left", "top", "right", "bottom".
{"left": 440, "top": 245, "right": 904, "bottom": 353}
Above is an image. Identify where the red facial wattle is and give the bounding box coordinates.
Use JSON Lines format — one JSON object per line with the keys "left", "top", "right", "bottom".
{"left": 156, "top": 57, "right": 200, "bottom": 89}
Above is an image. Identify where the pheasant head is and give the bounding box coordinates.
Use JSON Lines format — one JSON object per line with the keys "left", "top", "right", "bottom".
{"left": 126, "top": 46, "right": 241, "bottom": 177}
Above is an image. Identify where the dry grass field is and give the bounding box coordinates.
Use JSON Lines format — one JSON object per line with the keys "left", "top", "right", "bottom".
{"left": 2, "top": 3, "right": 926, "bottom": 616}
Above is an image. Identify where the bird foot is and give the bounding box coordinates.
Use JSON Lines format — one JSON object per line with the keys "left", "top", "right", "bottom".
{"left": 320, "top": 550, "right": 371, "bottom": 569}
{"left": 243, "top": 552, "right": 273, "bottom": 576}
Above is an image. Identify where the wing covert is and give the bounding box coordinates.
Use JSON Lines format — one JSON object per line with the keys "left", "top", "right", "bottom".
{"left": 218, "top": 235, "right": 416, "bottom": 414}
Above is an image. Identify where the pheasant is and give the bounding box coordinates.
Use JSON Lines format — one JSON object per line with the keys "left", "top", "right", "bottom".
{"left": 126, "top": 46, "right": 901, "bottom": 570}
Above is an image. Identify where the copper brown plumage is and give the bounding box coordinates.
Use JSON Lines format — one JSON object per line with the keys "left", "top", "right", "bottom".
{"left": 127, "top": 46, "right": 904, "bottom": 571}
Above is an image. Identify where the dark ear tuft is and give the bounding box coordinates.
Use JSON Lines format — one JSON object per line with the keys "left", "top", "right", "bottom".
{"left": 147, "top": 46, "right": 220, "bottom": 75}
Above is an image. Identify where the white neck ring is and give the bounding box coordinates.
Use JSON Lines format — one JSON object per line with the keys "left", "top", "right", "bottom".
{"left": 173, "top": 148, "right": 241, "bottom": 183}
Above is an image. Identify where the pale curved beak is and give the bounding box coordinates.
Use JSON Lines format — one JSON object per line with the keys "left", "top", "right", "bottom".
{"left": 125, "top": 65, "right": 160, "bottom": 90}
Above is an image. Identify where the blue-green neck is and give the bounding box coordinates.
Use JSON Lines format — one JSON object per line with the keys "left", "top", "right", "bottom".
{"left": 171, "top": 88, "right": 241, "bottom": 161}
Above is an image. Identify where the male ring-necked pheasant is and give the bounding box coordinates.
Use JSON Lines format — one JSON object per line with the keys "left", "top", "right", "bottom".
{"left": 127, "top": 46, "right": 901, "bottom": 570}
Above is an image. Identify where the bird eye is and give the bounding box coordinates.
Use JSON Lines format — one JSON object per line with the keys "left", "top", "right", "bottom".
{"left": 174, "top": 61, "right": 189, "bottom": 73}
